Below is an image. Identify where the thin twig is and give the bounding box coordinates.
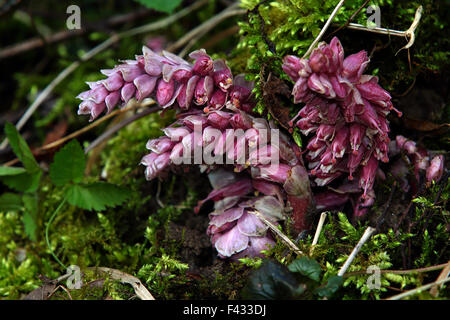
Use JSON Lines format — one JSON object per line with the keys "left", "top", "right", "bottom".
{"left": 344, "top": 5, "right": 423, "bottom": 56}
{"left": 249, "top": 210, "right": 304, "bottom": 255}
{"left": 327, "top": 0, "right": 370, "bottom": 39}
{"left": 346, "top": 23, "right": 405, "bottom": 36}
{"left": 337, "top": 226, "right": 376, "bottom": 276}
{"left": 310, "top": 212, "right": 327, "bottom": 254}
{"left": 385, "top": 277, "right": 450, "bottom": 300}
{"left": 343, "top": 262, "right": 449, "bottom": 278}
{"left": 430, "top": 261, "right": 450, "bottom": 297}
{"left": 84, "top": 102, "right": 160, "bottom": 153}
{"left": 90, "top": 267, "right": 155, "bottom": 300}
{"left": 0, "top": 9, "right": 154, "bottom": 60}
{"left": 167, "top": 3, "right": 245, "bottom": 53}
{"left": 303, "top": 0, "right": 346, "bottom": 58}
{"left": 0, "top": 0, "right": 208, "bottom": 151}
{"left": 1, "top": 102, "right": 141, "bottom": 167}
{"left": 47, "top": 285, "right": 73, "bottom": 300}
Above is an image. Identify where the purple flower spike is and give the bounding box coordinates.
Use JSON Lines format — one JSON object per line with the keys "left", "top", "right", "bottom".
{"left": 76, "top": 47, "right": 235, "bottom": 120}
{"left": 283, "top": 36, "right": 400, "bottom": 211}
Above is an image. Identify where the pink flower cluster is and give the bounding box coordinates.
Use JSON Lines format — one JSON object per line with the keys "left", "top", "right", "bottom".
{"left": 141, "top": 107, "right": 314, "bottom": 242}
{"left": 204, "top": 169, "right": 279, "bottom": 259}
{"left": 283, "top": 37, "right": 402, "bottom": 205}
{"left": 76, "top": 47, "right": 234, "bottom": 121}
{"left": 388, "top": 135, "right": 444, "bottom": 192}
{"left": 75, "top": 46, "right": 312, "bottom": 259}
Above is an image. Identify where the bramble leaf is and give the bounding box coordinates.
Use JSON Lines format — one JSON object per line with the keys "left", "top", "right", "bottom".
{"left": 314, "top": 275, "right": 343, "bottom": 297}
{"left": 4, "top": 122, "right": 40, "bottom": 172}
{"left": 23, "top": 194, "right": 38, "bottom": 241}
{"left": 242, "top": 260, "right": 306, "bottom": 299}
{"left": 288, "top": 256, "right": 322, "bottom": 282}
{"left": 49, "top": 140, "right": 86, "bottom": 186}
{"left": 65, "top": 182, "right": 132, "bottom": 211}
{"left": 133, "top": 0, "right": 182, "bottom": 14}
{"left": 1, "top": 171, "right": 42, "bottom": 193}
{"left": 0, "top": 192, "right": 23, "bottom": 211}
{"left": 0, "top": 166, "right": 27, "bottom": 176}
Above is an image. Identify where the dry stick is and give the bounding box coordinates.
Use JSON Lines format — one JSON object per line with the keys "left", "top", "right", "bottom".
{"left": 167, "top": 3, "right": 246, "bottom": 53}
{"left": 90, "top": 267, "right": 155, "bottom": 300}
{"left": 343, "top": 262, "right": 448, "bottom": 278}
{"left": 84, "top": 102, "right": 160, "bottom": 153}
{"left": 386, "top": 277, "right": 450, "bottom": 300}
{"left": 0, "top": 0, "right": 209, "bottom": 151}
{"left": 1, "top": 102, "right": 140, "bottom": 167}
{"left": 346, "top": 5, "right": 423, "bottom": 56}
{"left": 327, "top": 0, "right": 370, "bottom": 39}
{"left": 201, "top": 25, "right": 241, "bottom": 51}
{"left": 250, "top": 210, "right": 304, "bottom": 256}
{"left": 337, "top": 226, "right": 376, "bottom": 277}
{"left": 310, "top": 212, "right": 327, "bottom": 254}
{"left": 430, "top": 261, "right": 450, "bottom": 297}
{"left": 0, "top": 9, "right": 154, "bottom": 60}
{"left": 302, "top": 0, "right": 346, "bottom": 59}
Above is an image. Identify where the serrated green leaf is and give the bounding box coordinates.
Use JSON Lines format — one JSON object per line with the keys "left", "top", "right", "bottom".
{"left": 22, "top": 194, "right": 38, "bottom": 241}
{"left": 288, "top": 256, "right": 322, "bottom": 281}
{"left": 314, "top": 275, "right": 344, "bottom": 297}
{"left": 65, "top": 182, "right": 132, "bottom": 211}
{"left": 0, "top": 192, "right": 23, "bottom": 211}
{"left": 242, "top": 260, "right": 305, "bottom": 299}
{"left": 133, "top": 0, "right": 182, "bottom": 13}
{"left": 1, "top": 170, "right": 42, "bottom": 192}
{"left": 0, "top": 166, "right": 27, "bottom": 176}
{"left": 4, "top": 122, "right": 40, "bottom": 172}
{"left": 49, "top": 140, "right": 86, "bottom": 186}
{"left": 23, "top": 211, "right": 37, "bottom": 241}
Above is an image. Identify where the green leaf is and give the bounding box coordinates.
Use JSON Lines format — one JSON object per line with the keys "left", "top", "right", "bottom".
{"left": 314, "top": 275, "right": 343, "bottom": 297}
{"left": 0, "top": 166, "right": 27, "bottom": 176}
{"left": 49, "top": 140, "right": 86, "bottom": 186}
{"left": 242, "top": 260, "right": 306, "bottom": 299}
{"left": 4, "top": 122, "right": 40, "bottom": 172}
{"left": 23, "top": 194, "right": 38, "bottom": 241}
{"left": 133, "top": 0, "right": 182, "bottom": 13}
{"left": 0, "top": 192, "right": 23, "bottom": 211}
{"left": 288, "top": 257, "right": 322, "bottom": 281}
{"left": 65, "top": 182, "right": 132, "bottom": 211}
{"left": 1, "top": 171, "right": 42, "bottom": 193}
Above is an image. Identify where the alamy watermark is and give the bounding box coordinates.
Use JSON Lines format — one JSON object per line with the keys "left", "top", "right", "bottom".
{"left": 366, "top": 5, "right": 381, "bottom": 29}
{"left": 66, "top": 5, "right": 81, "bottom": 30}
{"left": 168, "top": 124, "right": 281, "bottom": 167}
{"left": 66, "top": 265, "right": 82, "bottom": 289}
{"left": 366, "top": 265, "right": 381, "bottom": 290}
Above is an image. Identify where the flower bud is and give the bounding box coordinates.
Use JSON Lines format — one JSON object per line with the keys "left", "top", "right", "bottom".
{"left": 342, "top": 50, "right": 369, "bottom": 80}
{"left": 426, "top": 155, "right": 444, "bottom": 186}
{"left": 156, "top": 78, "right": 175, "bottom": 106}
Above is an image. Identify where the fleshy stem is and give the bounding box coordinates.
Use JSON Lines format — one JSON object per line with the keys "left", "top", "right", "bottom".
{"left": 45, "top": 198, "right": 68, "bottom": 270}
